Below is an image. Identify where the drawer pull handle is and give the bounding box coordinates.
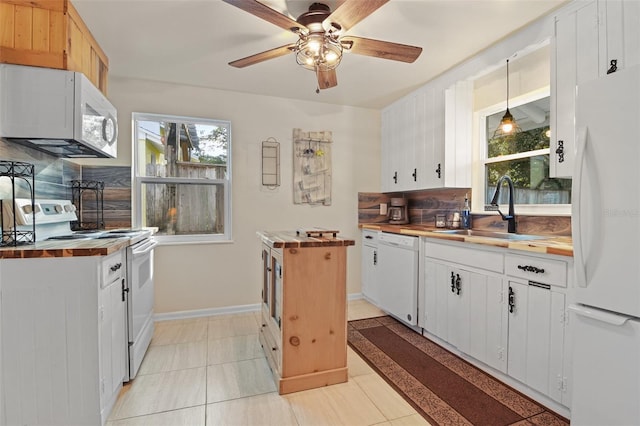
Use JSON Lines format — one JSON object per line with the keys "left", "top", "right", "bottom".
{"left": 517, "top": 265, "right": 545, "bottom": 274}
{"left": 450, "top": 271, "right": 456, "bottom": 293}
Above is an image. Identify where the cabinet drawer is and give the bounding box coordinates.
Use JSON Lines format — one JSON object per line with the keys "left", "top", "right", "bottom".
{"left": 424, "top": 241, "right": 503, "bottom": 273}
{"left": 362, "top": 230, "right": 379, "bottom": 245}
{"left": 505, "top": 254, "right": 567, "bottom": 287}
{"left": 259, "top": 322, "right": 281, "bottom": 374}
{"left": 101, "top": 250, "right": 125, "bottom": 288}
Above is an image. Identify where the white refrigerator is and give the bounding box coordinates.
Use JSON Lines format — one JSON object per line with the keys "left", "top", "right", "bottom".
{"left": 570, "top": 64, "right": 640, "bottom": 425}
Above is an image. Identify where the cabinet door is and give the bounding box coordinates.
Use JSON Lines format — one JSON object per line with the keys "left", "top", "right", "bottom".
{"left": 270, "top": 250, "right": 283, "bottom": 332}
{"left": 422, "top": 258, "right": 463, "bottom": 344}
{"left": 443, "top": 80, "right": 473, "bottom": 187}
{"left": 422, "top": 86, "right": 445, "bottom": 188}
{"left": 507, "top": 280, "right": 566, "bottom": 402}
{"left": 361, "top": 244, "right": 379, "bottom": 305}
{"left": 400, "top": 93, "right": 418, "bottom": 191}
{"left": 261, "top": 245, "right": 270, "bottom": 309}
{"left": 468, "top": 272, "right": 508, "bottom": 373}
{"left": 99, "top": 276, "right": 126, "bottom": 407}
{"left": 381, "top": 104, "right": 404, "bottom": 191}
{"left": 551, "top": 1, "right": 599, "bottom": 178}
{"left": 598, "top": 0, "right": 640, "bottom": 74}
{"left": 447, "top": 269, "right": 470, "bottom": 353}
{"left": 423, "top": 259, "right": 450, "bottom": 339}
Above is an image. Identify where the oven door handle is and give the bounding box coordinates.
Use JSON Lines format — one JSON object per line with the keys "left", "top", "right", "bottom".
{"left": 132, "top": 239, "right": 158, "bottom": 255}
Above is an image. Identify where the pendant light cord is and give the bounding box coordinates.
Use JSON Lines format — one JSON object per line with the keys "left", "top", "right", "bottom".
{"left": 506, "top": 59, "right": 510, "bottom": 110}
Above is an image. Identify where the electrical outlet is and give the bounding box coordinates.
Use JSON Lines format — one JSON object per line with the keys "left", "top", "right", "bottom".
{"left": 380, "top": 203, "right": 387, "bottom": 215}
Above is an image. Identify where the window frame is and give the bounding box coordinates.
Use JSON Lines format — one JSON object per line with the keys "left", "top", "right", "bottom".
{"left": 474, "top": 88, "right": 571, "bottom": 216}
{"left": 132, "top": 112, "right": 232, "bottom": 244}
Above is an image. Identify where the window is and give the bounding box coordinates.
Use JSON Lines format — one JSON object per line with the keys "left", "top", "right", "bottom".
{"left": 133, "top": 113, "right": 231, "bottom": 242}
{"left": 481, "top": 95, "right": 571, "bottom": 214}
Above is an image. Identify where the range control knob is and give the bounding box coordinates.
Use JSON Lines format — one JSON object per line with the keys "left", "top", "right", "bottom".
{"left": 22, "top": 205, "right": 33, "bottom": 214}
{"left": 55, "top": 205, "right": 63, "bottom": 213}
{"left": 64, "top": 204, "right": 72, "bottom": 212}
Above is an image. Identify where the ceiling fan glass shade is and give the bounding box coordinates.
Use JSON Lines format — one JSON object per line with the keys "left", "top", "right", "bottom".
{"left": 492, "top": 59, "right": 521, "bottom": 138}
{"left": 295, "top": 34, "right": 343, "bottom": 71}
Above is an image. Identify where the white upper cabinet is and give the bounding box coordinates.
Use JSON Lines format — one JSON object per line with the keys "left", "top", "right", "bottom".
{"left": 381, "top": 85, "right": 446, "bottom": 192}
{"left": 443, "top": 80, "right": 473, "bottom": 188}
{"left": 551, "top": 0, "right": 640, "bottom": 178}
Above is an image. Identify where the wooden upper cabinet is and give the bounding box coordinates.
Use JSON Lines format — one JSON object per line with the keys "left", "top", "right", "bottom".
{"left": 0, "top": 0, "right": 109, "bottom": 94}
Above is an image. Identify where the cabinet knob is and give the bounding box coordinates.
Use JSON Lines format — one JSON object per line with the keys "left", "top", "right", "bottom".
{"left": 607, "top": 59, "right": 618, "bottom": 74}
{"left": 289, "top": 336, "right": 300, "bottom": 346}
{"left": 435, "top": 163, "right": 442, "bottom": 179}
{"left": 325, "top": 252, "right": 331, "bottom": 260}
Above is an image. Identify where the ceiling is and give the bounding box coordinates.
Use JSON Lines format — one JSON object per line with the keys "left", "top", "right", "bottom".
{"left": 73, "top": 0, "right": 567, "bottom": 109}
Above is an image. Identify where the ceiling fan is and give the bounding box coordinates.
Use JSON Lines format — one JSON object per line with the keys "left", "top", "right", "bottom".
{"left": 223, "top": 0, "right": 423, "bottom": 91}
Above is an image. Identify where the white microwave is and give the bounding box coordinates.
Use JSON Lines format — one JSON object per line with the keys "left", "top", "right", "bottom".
{"left": 0, "top": 64, "right": 117, "bottom": 158}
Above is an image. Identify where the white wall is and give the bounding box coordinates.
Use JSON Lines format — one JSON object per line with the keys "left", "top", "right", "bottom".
{"left": 107, "top": 77, "right": 380, "bottom": 314}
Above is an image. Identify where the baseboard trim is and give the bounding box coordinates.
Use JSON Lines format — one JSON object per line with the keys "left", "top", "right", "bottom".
{"left": 154, "top": 293, "right": 365, "bottom": 322}
{"left": 154, "top": 303, "right": 261, "bottom": 322}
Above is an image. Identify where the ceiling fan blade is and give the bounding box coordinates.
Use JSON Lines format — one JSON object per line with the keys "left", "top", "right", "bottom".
{"left": 229, "top": 44, "right": 296, "bottom": 68}
{"left": 223, "top": 0, "right": 304, "bottom": 33}
{"left": 341, "top": 36, "right": 422, "bottom": 63}
{"left": 317, "top": 68, "right": 338, "bottom": 90}
{"left": 324, "top": 0, "right": 388, "bottom": 33}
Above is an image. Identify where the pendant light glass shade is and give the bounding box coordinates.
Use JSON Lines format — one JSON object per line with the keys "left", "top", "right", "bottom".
{"left": 493, "top": 59, "right": 521, "bottom": 138}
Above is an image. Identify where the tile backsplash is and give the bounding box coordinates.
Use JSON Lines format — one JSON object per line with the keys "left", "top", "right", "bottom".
{"left": 1, "top": 140, "right": 131, "bottom": 229}
{"left": 358, "top": 188, "right": 571, "bottom": 237}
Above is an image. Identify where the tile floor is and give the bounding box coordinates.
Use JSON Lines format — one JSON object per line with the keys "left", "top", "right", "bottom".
{"left": 106, "top": 299, "right": 430, "bottom": 426}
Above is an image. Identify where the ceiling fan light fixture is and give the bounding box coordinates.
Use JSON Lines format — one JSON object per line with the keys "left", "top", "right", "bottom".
{"left": 295, "top": 35, "right": 343, "bottom": 71}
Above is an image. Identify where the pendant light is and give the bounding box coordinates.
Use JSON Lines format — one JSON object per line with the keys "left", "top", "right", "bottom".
{"left": 493, "top": 59, "right": 521, "bottom": 138}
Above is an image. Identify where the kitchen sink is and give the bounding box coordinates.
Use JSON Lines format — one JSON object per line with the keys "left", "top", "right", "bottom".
{"left": 432, "top": 229, "right": 547, "bottom": 241}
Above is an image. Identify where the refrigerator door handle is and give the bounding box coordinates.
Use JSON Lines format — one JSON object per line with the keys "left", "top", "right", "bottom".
{"left": 573, "top": 127, "right": 588, "bottom": 288}
{"left": 568, "top": 304, "right": 632, "bottom": 326}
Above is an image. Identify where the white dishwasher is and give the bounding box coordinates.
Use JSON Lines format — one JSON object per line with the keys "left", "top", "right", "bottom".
{"left": 377, "top": 232, "right": 419, "bottom": 326}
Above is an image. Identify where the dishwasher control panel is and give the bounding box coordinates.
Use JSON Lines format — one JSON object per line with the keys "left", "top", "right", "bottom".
{"left": 379, "top": 232, "right": 419, "bottom": 250}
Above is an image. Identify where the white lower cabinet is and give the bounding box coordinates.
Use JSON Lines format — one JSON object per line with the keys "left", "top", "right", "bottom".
{"left": 0, "top": 251, "right": 127, "bottom": 426}
{"left": 421, "top": 238, "right": 572, "bottom": 408}
{"left": 507, "top": 280, "right": 567, "bottom": 403}
{"left": 361, "top": 230, "right": 379, "bottom": 305}
{"left": 422, "top": 242, "right": 507, "bottom": 373}
{"left": 505, "top": 253, "right": 571, "bottom": 406}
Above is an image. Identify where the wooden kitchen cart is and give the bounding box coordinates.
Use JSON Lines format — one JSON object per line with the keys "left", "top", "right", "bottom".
{"left": 257, "top": 230, "right": 355, "bottom": 394}
{"left": 0, "top": 0, "right": 109, "bottom": 93}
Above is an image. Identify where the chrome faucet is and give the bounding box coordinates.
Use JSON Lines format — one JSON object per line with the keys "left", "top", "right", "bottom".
{"left": 490, "top": 175, "right": 517, "bottom": 233}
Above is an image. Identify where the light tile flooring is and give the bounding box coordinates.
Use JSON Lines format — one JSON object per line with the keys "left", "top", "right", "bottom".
{"left": 107, "top": 299, "right": 430, "bottom": 426}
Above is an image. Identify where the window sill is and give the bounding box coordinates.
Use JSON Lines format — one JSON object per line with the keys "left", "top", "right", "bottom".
{"left": 154, "top": 235, "right": 234, "bottom": 246}
{"left": 478, "top": 204, "right": 571, "bottom": 216}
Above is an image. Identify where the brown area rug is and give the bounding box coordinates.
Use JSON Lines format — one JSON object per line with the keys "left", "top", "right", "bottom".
{"left": 347, "top": 316, "right": 569, "bottom": 426}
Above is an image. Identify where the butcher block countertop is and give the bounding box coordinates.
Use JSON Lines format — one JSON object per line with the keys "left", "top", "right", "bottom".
{"left": 360, "top": 224, "right": 573, "bottom": 257}
{"left": 0, "top": 238, "right": 131, "bottom": 259}
{"left": 258, "top": 230, "right": 356, "bottom": 249}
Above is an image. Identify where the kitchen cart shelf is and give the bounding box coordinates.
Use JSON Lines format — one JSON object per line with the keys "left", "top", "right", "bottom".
{"left": 0, "top": 160, "right": 35, "bottom": 246}
{"left": 71, "top": 180, "right": 105, "bottom": 230}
